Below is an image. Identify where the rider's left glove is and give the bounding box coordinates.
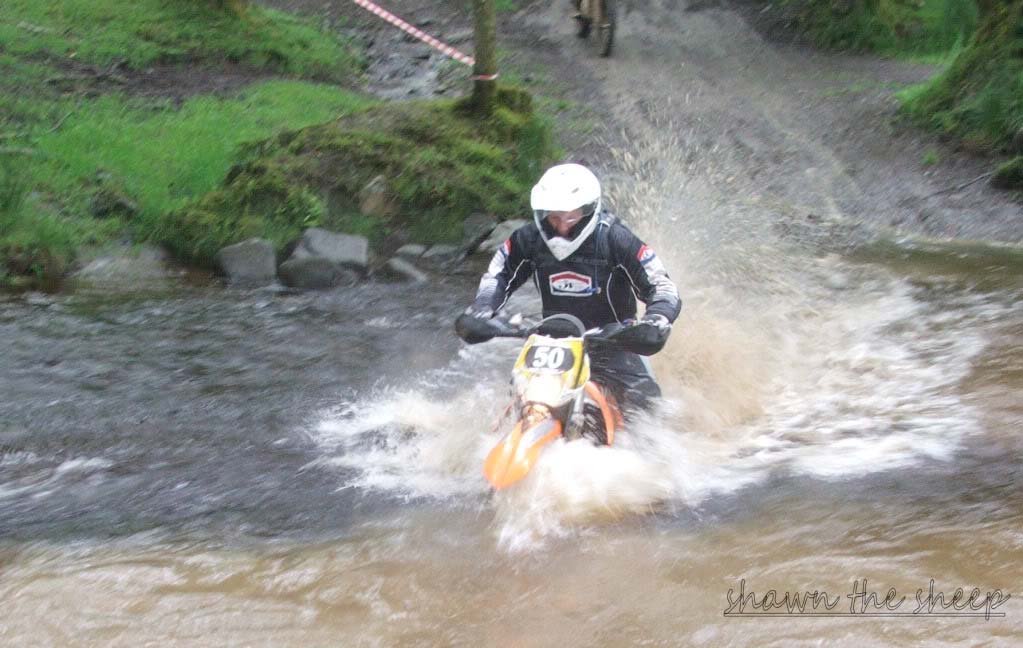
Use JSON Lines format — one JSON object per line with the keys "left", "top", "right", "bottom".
{"left": 455, "top": 304, "right": 497, "bottom": 344}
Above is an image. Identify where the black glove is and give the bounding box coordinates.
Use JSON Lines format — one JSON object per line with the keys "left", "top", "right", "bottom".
{"left": 455, "top": 305, "right": 496, "bottom": 344}
{"left": 613, "top": 314, "right": 672, "bottom": 356}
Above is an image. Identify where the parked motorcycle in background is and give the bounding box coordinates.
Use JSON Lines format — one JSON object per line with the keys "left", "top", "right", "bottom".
{"left": 574, "top": 0, "right": 616, "bottom": 57}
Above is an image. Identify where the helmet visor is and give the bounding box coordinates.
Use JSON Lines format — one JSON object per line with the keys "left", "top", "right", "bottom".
{"left": 536, "top": 203, "right": 597, "bottom": 242}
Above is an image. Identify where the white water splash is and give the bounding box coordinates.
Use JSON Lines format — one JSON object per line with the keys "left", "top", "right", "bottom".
{"left": 0, "top": 454, "right": 114, "bottom": 501}
{"left": 310, "top": 254, "right": 998, "bottom": 552}
{"left": 309, "top": 127, "right": 1002, "bottom": 552}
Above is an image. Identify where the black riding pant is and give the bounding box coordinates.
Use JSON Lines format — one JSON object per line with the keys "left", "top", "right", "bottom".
{"left": 588, "top": 347, "right": 661, "bottom": 413}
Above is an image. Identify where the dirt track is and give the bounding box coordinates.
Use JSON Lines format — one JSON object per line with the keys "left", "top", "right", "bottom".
{"left": 266, "top": 0, "right": 1022, "bottom": 244}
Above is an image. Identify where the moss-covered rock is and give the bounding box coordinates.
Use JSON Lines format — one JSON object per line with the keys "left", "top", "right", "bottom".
{"left": 991, "top": 155, "right": 1023, "bottom": 190}
{"left": 163, "top": 87, "right": 555, "bottom": 268}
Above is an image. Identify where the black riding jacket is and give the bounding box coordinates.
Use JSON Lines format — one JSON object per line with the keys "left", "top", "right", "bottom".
{"left": 472, "top": 212, "right": 682, "bottom": 330}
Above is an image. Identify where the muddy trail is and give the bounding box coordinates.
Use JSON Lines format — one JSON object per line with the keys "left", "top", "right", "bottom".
{"left": 518, "top": 0, "right": 1021, "bottom": 244}
{"left": 268, "top": 0, "right": 1022, "bottom": 245}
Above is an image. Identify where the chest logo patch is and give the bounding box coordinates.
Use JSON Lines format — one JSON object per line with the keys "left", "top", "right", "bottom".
{"left": 549, "top": 271, "right": 595, "bottom": 297}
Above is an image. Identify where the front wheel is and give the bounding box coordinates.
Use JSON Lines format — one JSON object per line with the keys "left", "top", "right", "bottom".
{"left": 580, "top": 402, "right": 609, "bottom": 446}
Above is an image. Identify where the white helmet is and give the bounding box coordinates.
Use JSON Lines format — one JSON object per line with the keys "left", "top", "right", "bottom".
{"left": 530, "top": 163, "right": 602, "bottom": 260}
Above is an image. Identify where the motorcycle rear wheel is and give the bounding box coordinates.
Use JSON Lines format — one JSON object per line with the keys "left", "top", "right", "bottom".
{"left": 576, "top": 15, "right": 591, "bottom": 38}
{"left": 597, "top": 0, "right": 615, "bottom": 57}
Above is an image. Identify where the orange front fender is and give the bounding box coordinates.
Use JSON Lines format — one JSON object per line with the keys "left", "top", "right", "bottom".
{"left": 483, "top": 417, "right": 563, "bottom": 489}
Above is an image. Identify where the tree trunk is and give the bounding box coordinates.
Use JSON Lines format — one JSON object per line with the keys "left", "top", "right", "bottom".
{"left": 470, "top": 0, "right": 497, "bottom": 115}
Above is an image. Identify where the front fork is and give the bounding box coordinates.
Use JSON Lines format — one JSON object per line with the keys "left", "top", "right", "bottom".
{"left": 565, "top": 381, "right": 621, "bottom": 445}
{"left": 567, "top": 388, "right": 588, "bottom": 440}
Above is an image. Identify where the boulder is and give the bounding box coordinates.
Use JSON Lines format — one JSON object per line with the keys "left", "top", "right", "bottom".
{"left": 89, "top": 187, "right": 138, "bottom": 220}
{"left": 460, "top": 212, "right": 499, "bottom": 257}
{"left": 381, "top": 257, "right": 429, "bottom": 283}
{"left": 358, "top": 175, "right": 400, "bottom": 219}
{"left": 73, "top": 244, "right": 173, "bottom": 286}
{"left": 462, "top": 212, "right": 498, "bottom": 243}
{"left": 477, "top": 219, "right": 529, "bottom": 255}
{"left": 216, "top": 238, "right": 277, "bottom": 286}
{"left": 422, "top": 244, "right": 460, "bottom": 261}
{"left": 395, "top": 244, "right": 427, "bottom": 258}
{"left": 291, "top": 228, "right": 369, "bottom": 272}
{"left": 278, "top": 257, "right": 359, "bottom": 289}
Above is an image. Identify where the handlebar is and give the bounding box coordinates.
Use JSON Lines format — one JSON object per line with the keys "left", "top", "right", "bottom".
{"left": 457, "top": 312, "right": 631, "bottom": 344}
{"left": 457, "top": 309, "right": 668, "bottom": 355}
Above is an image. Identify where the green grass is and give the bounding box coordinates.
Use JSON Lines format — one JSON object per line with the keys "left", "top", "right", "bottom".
{"left": 790, "top": 1, "right": 1021, "bottom": 166}
{"left": 494, "top": 0, "right": 521, "bottom": 12}
{"left": 898, "top": 1, "right": 1023, "bottom": 153}
{"left": 0, "top": 2, "right": 558, "bottom": 285}
{"left": 0, "top": 0, "right": 363, "bottom": 78}
{"left": 1, "top": 81, "right": 373, "bottom": 284}
{"left": 794, "top": 0, "right": 978, "bottom": 58}
{"left": 0, "top": 55, "right": 71, "bottom": 135}
{"left": 0, "top": 0, "right": 372, "bottom": 285}
{"left": 0, "top": 155, "right": 118, "bottom": 285}
{"left": 32, "top": 81, "right": 373, "bottom": 224}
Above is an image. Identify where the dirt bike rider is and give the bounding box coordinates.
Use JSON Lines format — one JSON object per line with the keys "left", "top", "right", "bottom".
{"left": 456, "top": 163, "right": 682, "bottom": 412}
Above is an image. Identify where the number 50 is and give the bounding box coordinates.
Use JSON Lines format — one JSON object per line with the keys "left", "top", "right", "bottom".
{"left": 532, "top": 346, "right": 565, "bottom": 369}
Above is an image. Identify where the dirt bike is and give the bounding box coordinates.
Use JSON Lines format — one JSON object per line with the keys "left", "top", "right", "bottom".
{"left": 574, "top": 0, "right": 616, "bottom": 57}
{"left": 457, "top": 313, "right": 649, "bottom": 489}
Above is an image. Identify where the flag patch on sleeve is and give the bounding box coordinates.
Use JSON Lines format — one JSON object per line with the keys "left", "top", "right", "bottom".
{"left": 637, "top": 245, "right": 656, "bottom": 264}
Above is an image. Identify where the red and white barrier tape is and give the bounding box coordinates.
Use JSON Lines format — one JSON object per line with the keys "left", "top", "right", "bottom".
{"left": 351, "top": 0, "right": 497, "bottom": 80}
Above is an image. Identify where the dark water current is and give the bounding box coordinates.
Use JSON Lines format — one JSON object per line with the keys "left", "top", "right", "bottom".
{"left": 1, "top": 278, "right": 468, "bottom": 543}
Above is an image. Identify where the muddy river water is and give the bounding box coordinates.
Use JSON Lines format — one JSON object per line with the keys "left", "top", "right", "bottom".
{"left": 2, "top": 224, "right": 1020, "bottom": 646}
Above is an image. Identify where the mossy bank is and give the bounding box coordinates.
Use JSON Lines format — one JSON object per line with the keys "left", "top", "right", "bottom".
{"left": 775, "top": 0, "right": 979, "bottom": 56}
{"left": 899, "top": 1, "right": 1023, "bottom": 167}
{"left": 163, "top": 88, "right": 554, "bottom": 268}
{"left": 0, "top": 1, "right": 555, "bottom": 289}
{"left": 748, "top": 0, "right": 1021, "bottom": 186}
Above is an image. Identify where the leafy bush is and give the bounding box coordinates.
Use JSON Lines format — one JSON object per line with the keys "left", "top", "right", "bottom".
{"left": 790, "top": 0, "right": 978, "bottom": 56}
{"left": 899, "top": 1, "right": 1023, "bottom": 152}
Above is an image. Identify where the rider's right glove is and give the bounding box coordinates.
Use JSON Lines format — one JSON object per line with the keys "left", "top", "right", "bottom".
{"left": 455, "top": 304, "right": 496, "bottom": 344}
